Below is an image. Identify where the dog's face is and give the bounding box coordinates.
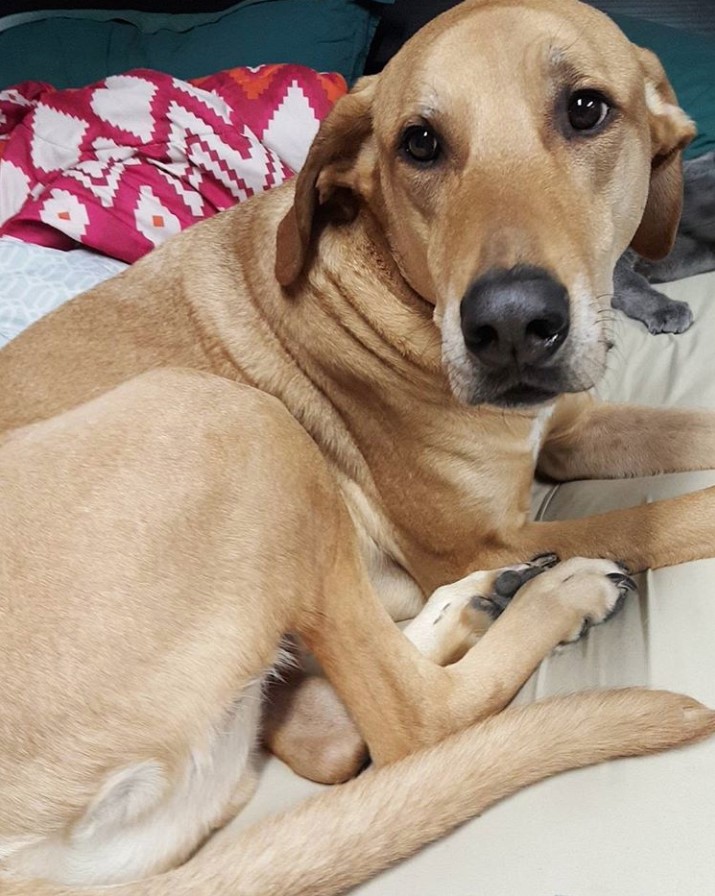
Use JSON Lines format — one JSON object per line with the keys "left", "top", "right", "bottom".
{"left": 276, "top": 0, "right": 694, "bottom": 408}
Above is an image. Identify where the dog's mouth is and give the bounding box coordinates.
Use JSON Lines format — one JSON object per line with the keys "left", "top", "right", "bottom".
{"left": 439, "top": 298, "right": 608, "bottom": 409}
{"left": 491, "top": 383, "right": 561, "bottom": 408}
{"left": 456, "top": 361, "right": 596, "bottom": 409}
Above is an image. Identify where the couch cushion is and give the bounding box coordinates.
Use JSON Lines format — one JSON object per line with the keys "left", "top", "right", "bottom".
{"left": 0, "top": 0, "right": 393, "bottom": 88}
{"left": 609, "top": 14, "right": 715, "bottom": 160}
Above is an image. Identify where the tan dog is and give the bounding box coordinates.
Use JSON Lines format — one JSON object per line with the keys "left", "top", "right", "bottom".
{"left": 2, "top": 1, "right": 715, "bottom": 893}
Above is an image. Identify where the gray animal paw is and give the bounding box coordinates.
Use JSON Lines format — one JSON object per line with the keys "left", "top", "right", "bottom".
{"left": 642, "top": 297, "right": 694, "bottom": 335}
{"left": 613, "top": 252, "right": 695, "bottom": 334}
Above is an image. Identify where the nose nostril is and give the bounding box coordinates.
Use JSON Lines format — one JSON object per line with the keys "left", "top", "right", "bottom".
{"left": 473, "top": 324, "right": 499, "bottom": 351}
{"left": 526, "top": 316, "right": 564, "bottom": 342}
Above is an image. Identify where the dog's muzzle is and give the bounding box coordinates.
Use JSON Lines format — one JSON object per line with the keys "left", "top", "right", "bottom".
{"left": 460, "top": 265, "right": 571, "bottom": 406}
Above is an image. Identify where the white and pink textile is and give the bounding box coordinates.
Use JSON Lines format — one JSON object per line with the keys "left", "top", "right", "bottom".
{"left": 0, "top": 64, "right": 346, "bottom": 263}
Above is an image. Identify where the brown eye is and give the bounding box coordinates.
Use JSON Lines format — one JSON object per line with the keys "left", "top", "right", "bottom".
{"left": 401, "top": 125, "right": 441, "bottom": 163}
{"left": 567, "top": 90, "right": 610, "bottom": 132}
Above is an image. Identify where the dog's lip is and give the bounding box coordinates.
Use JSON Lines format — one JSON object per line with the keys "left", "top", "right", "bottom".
{"left": 477, "top": 365, "right": 566, "bottom": 408}
{"left": 490, "top": 383, "right": 560, "bottom": 408}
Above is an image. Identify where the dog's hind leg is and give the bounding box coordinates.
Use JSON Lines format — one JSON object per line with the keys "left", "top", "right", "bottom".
{"left": 405, "top": 557, "right": 639, "bottom": 732}
{"left": 299, "top": 539, "right": 651, "bottom": 764}
{"left": 263, "top": 556, "right": 559, "bottom": 780}
{"left": 8, "top": 689, "right": 714, "bottom": 896}
{"left": 266, "top": 551, "right": 641, "bottom": 775}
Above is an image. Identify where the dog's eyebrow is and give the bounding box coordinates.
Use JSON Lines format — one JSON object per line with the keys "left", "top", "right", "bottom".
{"left": 409, "top": 94, "right": 440, "bottom": 122}
{"left": 548, "top": 49, "right": 589, "bottom": 87}
{"left": 409, "top": 105, "right": 438, "bottom": 122}
{"left": 547, "top": 45, "right": 613, "bottom": 95}
{"left": 396, "top": 104, "right": 445, "bottom": 136}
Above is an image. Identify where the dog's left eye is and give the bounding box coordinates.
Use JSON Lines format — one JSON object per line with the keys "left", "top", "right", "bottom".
{"left": 567, "top": 90, "right": 611, "bottom": 132}
{"left": 401, "top": 125, "right": 441, "bottom": 163}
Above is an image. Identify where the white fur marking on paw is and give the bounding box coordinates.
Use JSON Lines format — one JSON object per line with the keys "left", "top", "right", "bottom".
{"left": 404, "top": 571, "right": 496, "bottom": 654}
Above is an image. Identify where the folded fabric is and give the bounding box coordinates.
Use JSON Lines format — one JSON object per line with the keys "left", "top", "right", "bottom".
{"left": 0, "top": 64, "right": 346, "bottom": 262}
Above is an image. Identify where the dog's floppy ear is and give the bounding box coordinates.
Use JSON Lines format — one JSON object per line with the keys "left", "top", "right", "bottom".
{"left": 630, "top": 47, "right": 696, "bottom": 261}
{"left": 275, "top": 76, "right": 377, "bottom": 287}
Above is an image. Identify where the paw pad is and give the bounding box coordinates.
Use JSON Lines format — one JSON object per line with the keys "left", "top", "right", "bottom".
{"left": 480, "top": 555, "right": 560, "bottom": 619}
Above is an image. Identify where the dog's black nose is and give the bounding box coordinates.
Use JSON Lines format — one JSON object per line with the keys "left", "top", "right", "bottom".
{"left": 460, "top": 266, "right": 570, "bottom": 369}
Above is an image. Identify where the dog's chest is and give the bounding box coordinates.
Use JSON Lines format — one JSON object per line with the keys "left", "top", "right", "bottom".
{"left": 338, "top": 475, "right": 426, "bottom": 620}
{"left": 528, "top": 405, "right": 555, "bottom": 462}
{"left": 344, "top": 416, "right": 539, "bottom": 591}
{"left": 336, "top": 413, "right": 539, "bottom": 615}
{"left": 361, "top": 529, "right": 427, "bottom": 621}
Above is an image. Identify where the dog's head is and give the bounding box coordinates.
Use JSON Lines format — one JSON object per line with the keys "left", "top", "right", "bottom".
{"left": 276, "top": 0, "right": 694, "bottom": 408}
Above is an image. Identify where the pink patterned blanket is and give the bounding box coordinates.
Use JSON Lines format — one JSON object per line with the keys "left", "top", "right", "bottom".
{"left": 0, "top": 65, "right": 346, "bottom": 262}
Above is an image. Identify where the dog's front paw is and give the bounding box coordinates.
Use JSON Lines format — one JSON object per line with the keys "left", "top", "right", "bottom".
{"left": 405, "top": 556, "right": 557, "bottom": 663}
{"left": 527, "top": 557, "right": 637, "bottom": 644}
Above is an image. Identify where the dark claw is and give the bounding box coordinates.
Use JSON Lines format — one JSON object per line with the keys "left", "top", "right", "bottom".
{"left": 530, "top": 553, "right": 559, "bottom": 569}
{"left": 606, "top": 572, "right": 638, "bottom": 592}
{"left": 601, "top": 572, "right": 637, "bottom": 625}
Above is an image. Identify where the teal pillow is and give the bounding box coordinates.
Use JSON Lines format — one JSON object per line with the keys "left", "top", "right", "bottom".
{"left": 0, "top": 0, "right": 393, "bottom": 89}
{"left": 612, "top": 13, "right": 715, "bottom": 160}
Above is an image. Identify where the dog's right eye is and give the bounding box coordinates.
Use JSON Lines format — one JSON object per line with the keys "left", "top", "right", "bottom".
{"left": 401, "top": 125, "right": 441, "bottom": 163}
{"left": 567, "top": 89, "right": 611, "bottom": 133}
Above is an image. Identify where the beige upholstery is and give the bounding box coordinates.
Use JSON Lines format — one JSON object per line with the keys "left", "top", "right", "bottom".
{"left": 230, "top": 272, "right": 715, "bottom": 895}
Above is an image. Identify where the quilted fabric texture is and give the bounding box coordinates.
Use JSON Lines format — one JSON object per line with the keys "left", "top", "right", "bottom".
{"left": 0, "top": 64, "right": 346, "bottom": 262}
{"left": 0, "top": 237, "right": 127, "bottom": 347}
